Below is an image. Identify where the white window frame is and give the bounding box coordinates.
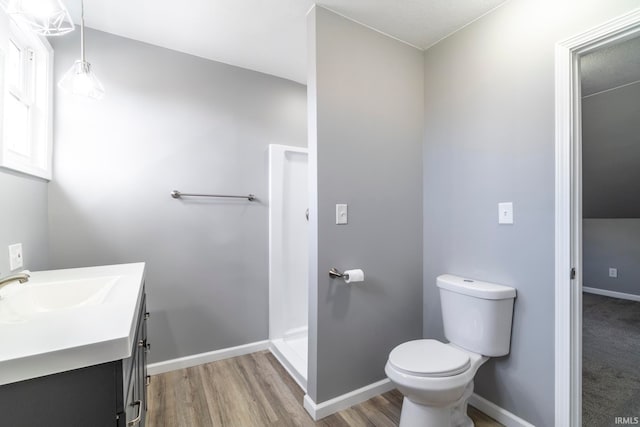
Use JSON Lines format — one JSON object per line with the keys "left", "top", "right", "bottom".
{"left": 0, "top": 18, "right": 53, "bottom": 180}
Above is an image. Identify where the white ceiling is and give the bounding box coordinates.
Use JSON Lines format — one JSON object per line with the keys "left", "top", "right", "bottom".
{"left": 64, "top": 0, "right": 507, "bottom": 84}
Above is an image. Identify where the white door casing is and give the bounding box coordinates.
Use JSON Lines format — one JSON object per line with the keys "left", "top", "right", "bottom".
{"left": 554, "top": 8, "right": 640, "bottom": 427}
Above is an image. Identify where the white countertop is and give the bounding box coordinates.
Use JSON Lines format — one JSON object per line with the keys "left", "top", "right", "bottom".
{"left": 0, "top": 263, "right": 146, "bottom": 386}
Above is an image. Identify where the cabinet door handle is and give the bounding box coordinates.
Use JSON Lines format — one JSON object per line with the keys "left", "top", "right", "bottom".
{"left": 144, "top": 312, "right": 150, "bottom": 320}
{"left": 127, "top": 400, "right": 142, "bottom": 426}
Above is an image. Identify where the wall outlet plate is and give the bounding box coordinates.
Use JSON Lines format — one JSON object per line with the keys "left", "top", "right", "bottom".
{"left": 609, "top": 268, "right": 618, "bottom": 278}
{"left": 9, "top": 243, "right": 23, "bottom": 271}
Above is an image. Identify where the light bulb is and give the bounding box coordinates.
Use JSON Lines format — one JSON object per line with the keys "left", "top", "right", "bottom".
{"left": 58, "top": 60, "right": 105, "bottom": 100}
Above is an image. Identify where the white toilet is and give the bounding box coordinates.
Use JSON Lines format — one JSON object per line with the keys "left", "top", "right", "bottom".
{"left": 385, "top": 274, "right": 516, "bottom": 427}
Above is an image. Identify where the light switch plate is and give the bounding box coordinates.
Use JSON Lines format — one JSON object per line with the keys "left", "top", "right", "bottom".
{"left": 336, "top": 204, "right": 348, "bottom": 225}
{"left": 498, "top": 202, "right": 514, "bottom": 224}
{"left": 9, "top": 243, "right": 23, "bottom": 271}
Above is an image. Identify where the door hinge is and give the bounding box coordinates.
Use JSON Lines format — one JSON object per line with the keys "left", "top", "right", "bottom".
{"left": 570, "top": 268, "right": 576, "bottom": 280}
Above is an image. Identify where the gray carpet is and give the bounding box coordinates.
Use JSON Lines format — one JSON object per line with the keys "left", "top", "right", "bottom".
{"left": 583, "top": 293, "right": 640, "bottom": 427}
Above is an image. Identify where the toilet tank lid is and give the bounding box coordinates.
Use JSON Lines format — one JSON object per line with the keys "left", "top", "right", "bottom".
{"left": 437, "top": 274, "right": 516, "bottom": 300}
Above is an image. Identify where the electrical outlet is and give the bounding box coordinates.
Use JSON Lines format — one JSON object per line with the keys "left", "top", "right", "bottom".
{"left": 609, "top": 268, "right": 617, "bottom": 278}
{"left": 9, "top": 243, "right": 23, "bottom": 271}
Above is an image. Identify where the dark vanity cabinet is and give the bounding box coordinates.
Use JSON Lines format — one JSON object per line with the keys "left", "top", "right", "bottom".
{"left": 119, "top": 291, "right": 150, "bottom": 427}
{"left": 0, "top": 290, "right": 149, "bottom": 427}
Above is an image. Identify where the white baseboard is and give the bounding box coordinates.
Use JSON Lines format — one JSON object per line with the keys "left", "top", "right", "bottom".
{"left": 147, "top": 340, "right": 270, "bottom": 375}
{"left": 469, "top": 393, "right": 535, "bottom": 427}
{"left": 303, "top": 379, "right": 394, "bottom": 420}
{"left": 583, "top": 286, "right": 640, "bottom": 302}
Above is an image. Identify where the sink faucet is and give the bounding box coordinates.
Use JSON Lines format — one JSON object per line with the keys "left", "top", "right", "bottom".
{"left": 0, "top": 272, "right": 30, "bottom": 289}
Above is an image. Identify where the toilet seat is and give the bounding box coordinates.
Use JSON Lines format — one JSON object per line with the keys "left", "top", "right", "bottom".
{"left": 388, "top": 339, "right": 470, "bottom": 378}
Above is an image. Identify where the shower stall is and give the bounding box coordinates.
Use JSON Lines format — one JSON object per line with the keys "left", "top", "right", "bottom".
{"left": 268, "top": 144, "right": 308, "bottom": 390}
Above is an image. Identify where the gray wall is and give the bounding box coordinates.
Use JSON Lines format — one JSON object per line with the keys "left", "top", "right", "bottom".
{"left": 583, "top": 82, "right": 640, "bottom": 218}
{"left": 581, "top": 36, "right": 640, "bottom": 97}
{"left": 0, "top": 170, "right": 49, "bottom": 276}
{"left": 421, "top": 1, "right": 640, "bottom": 426}
{"left": 582, "top": 72, "right": 640, "bottom": 297}
{"left": 308, "top": 7, "right": 424, "bottom": 403}
{"left": 583, "top": 219, "right": 640, "bottom": 296}
{"left": 49, "top": 29, "right": 307, "bottom": 363}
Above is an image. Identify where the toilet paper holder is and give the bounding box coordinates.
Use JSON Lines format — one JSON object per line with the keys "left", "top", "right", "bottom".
{"left": 329, "top": 267, "right": 365, "bottom": 283}
{"left": 329, "top": 267, "right": 349, "bottom": 280}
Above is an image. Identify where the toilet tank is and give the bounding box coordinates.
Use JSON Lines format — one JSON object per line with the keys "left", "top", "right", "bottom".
{"left": 437, "top": 274, "right": 516, "bottom": 357}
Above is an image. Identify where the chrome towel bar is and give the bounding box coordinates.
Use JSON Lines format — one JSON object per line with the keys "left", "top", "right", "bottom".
{"left": 171, "top": 190, "right": 256, "bottom": 201}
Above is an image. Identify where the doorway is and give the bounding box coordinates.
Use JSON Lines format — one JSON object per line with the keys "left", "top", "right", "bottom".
{"left": 580, "top": 34, "right": 640, "bottom": 425}
{"left": 554, "top": 8, "right": 640, "bottom": 427}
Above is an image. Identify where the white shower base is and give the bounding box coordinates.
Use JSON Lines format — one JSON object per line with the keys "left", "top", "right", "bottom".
{"left": 270, "top": 328, "right": 308, "bottom": 391}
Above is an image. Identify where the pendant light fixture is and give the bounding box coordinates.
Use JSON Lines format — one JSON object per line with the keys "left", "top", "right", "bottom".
{"left": 5, "top": 0, "right": 74, "bottom": 36}
{"left": 58, "top": 0, "right": 104, "bottom": 100}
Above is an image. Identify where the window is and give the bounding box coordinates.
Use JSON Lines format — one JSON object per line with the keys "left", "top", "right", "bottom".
{"left": 0, "top": 18, "right": 53, "bottom": 180}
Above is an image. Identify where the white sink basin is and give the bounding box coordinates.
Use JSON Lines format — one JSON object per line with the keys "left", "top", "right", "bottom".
{"left": 0, "top": 263, "right": 145, "bottom": 386}
{"left": 0, "top": 276, "right": 119, "bottom": 323}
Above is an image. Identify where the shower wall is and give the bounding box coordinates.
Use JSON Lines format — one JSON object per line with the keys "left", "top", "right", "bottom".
{"left": 269, "top": 145, "right": 309, "bottom": 340}
{"left": 269, "top": 145, "right": 309, "bottom": 388}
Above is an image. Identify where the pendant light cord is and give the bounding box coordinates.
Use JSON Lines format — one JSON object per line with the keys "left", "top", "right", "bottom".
{"left": 80, "top": 0, "right": 85, "bottom": 62}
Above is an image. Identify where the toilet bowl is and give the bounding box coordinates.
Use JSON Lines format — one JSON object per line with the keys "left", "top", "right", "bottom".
{"left": 386, "top": 275, "right": 516, "bottom": 427}
{"left": 385, "top": 339, "right": 488, "bottom": 427}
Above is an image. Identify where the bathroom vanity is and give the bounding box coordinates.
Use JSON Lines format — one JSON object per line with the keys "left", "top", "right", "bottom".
{"left": 0, "top": 263, "right": 148, "bottom": 427}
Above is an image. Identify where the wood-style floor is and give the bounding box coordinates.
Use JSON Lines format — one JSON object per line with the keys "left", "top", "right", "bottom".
{"left": 147, "top": 350, "right": 503, "bottom": 427}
